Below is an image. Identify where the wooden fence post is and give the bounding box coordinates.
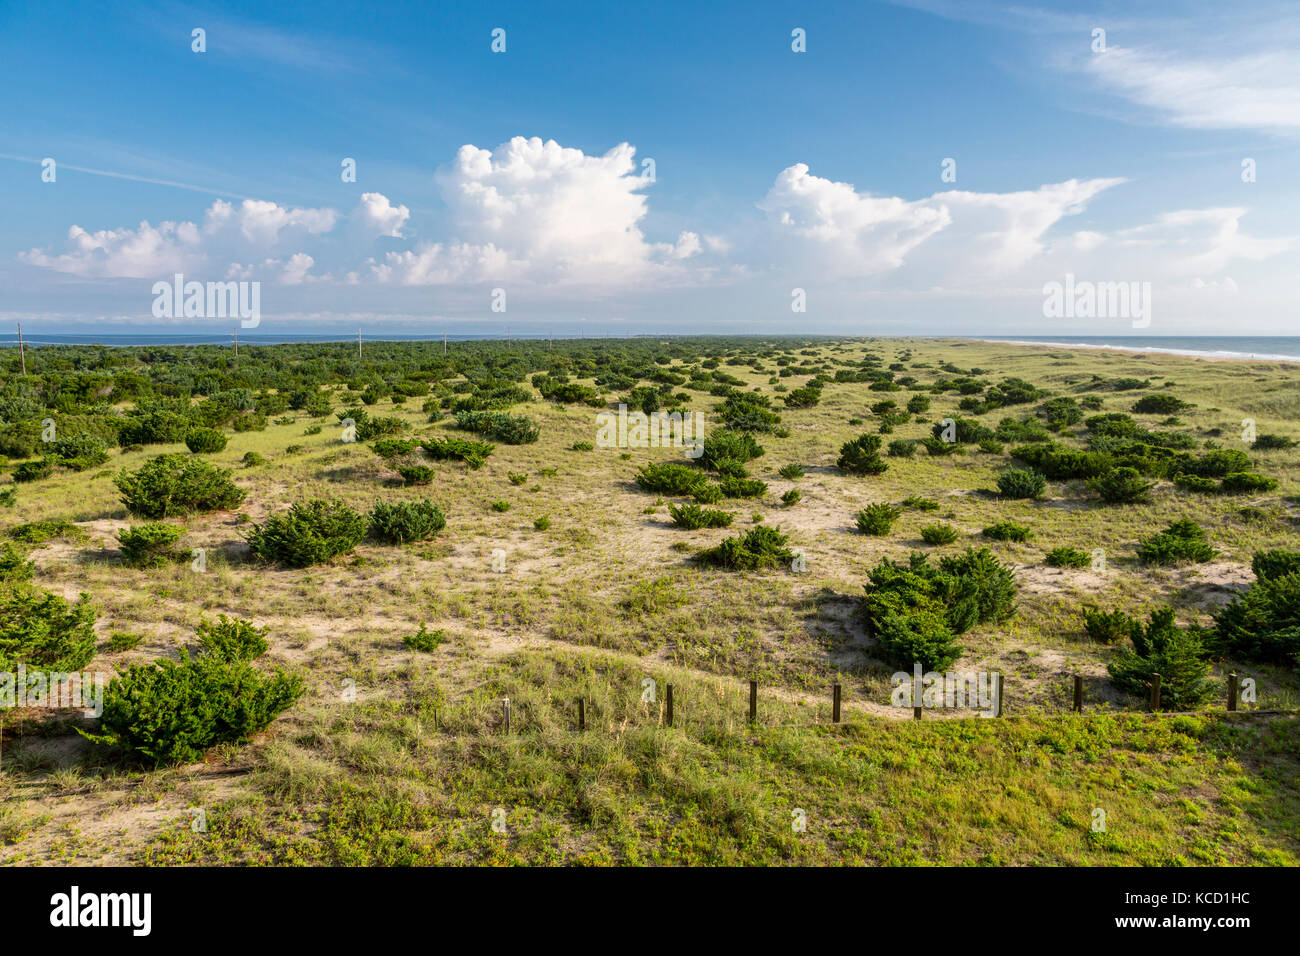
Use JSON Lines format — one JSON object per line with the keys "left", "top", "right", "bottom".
{"left": 1227, "top": 673, "right": 1238, "bottom": 712}
{"left": 995, "top": 673, "right": 1005, "bottom": 718}
{"left": 503, "top": 697, "right": 511, "bottom": 734}
{"left": 666, "top": 684, "right": 674, "bottom": 727}
{"left": 1150, "top": 675, "right": 1161, "bottom": 712}
{"left": 1073, "top": 675, "right": 1083, "bottom": 713}
{"left": 577, "top": 697, "right": 585, "bottom": 731}
{"left": 748, "top": 680, "right": 757, "bottom": 723}
{"left": 832, "top": 683, "right": 841, "bottom": 724}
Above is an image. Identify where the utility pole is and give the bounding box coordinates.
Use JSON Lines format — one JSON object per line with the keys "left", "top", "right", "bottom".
{"left": 357, "top": 327, "right": 362, "bottom": 360}
{"left": 233, "top": 325, "right": 238, "bottom": 358}
{"left": 443, "top": 330, "right": 447, "bottom": 356}
{"left": 16, "top": 322, "right": 26, "bottom": 376}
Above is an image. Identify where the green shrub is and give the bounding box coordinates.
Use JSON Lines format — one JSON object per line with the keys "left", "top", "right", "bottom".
{"left": 694, "top": 525, "right": 794, "bottom": 571}
{"left": 1045, "top": 546, "right": 1090, "bottom": 569}
{"left": 0, "top": 487, "right": 15, "bottom": 507}
{"left": 115, "top": 454, "right": 246, "bottom": 518}
{"left": 1137, "top": 519, "right": 1216, "bottom": 565}
{"left": 398, "top": 465, "right": 435, "bottom": 486}
{"left": 184, "top": 427, "right": 228, "bottom": 454}
{"left": 421, "top": 436, "right": 495, "bottom": 464}
{"left": 669, "top": 503, "right": 734, "bottom": 529}
{"left": 1182, "top": 448, "right": 1250, "bottom": 478}
{"left": 1251, "top": 549, "right": 1300, "bottom": 582}
{"left": 860, "top": 549, "right": 1016, "bottom": 670}
{"left": 1082, "top": 606, "right": 1138, "bottom": 644}
{"left": 117, "top": 523, "right": 185, "bottom": 568}
{"left": 778, "top": 464, "right": 804, "bottom": 480}
{"left": 12, "top": 459, "right": 53, "bottom": 483}
{"left": 403, "top": 624, "right": 446, "bottom": 652}
{"left": 0, "top": 583, "right": 97, "bottom": 671}
{"left": 780, "top": 489, "right": 801, "bottom": 507}
{"left": 691, "top": 483, "right": 725, "bottom": 504}
{"left": 533, "top": 515, "right": 551, "bottom": 531}
{"left": 1220, "top": 472, "right": 1278, "bottom": 494}
{"left": 84, "top": 647, "right": 302, "bottom": 766}
{"left": 1089, "top": 467, "right": 1156, "bottom": 504}
{"left": 1133, "top": 394, "right": 1189, "bottom": 415}
{"left": 7, "top": 518, "right": 82, "bottom": 544}
{"left": 635, "top": 462, "right": 704, "bottom": 496}
{"left": 902, "top": 496, "right": 940, "bottom": 511}
{"left": 242, "top": 452, "right": 266, "bottom": 467}
{"left": 996, "top": 468, "right": 1046, "bottom": 499}
{"left": 1212, "top": 563, "right": 1300, "bottom": 664}
{"left": 1252, "top": 434, "right": 1297, "bottom": 450}
{"left": 838, "top": 434, "right": 888, "bottom": 475}
{"left": 244, "top": 499, "right": 368, "bottom": 567}
{"left": 196, "top": 615, "right": 269, "bottom": 662}
{"left": 454, "top": 410, "right": 539, "bottom": 445}
{"left": 368, "top": 501, "right": 446, "bottom": 544}
{"left": 887, "top": 439, "right": 917, "bottom": 458}
{"left": 571, "top": 441, "right": 595, "bottom": 451}
{"left": 1107, "top": 608, "right": 1213, "bottom": 710}
{"left": 718, "top": 475, "right": 767, "bottom": 499}
{"left": 700, "top": 431, "right": 765, "bottom": 472}
{"left": 920, "top": 524, "right": 959, "bottom": 545}
{"left": 106, "top": 632, "right": 143, "bottom": 652}
{"left": 508, "top": 472, "right": 527, "bottom": 486}
{"left": 982, "top": 521, "right": 1031, "bottom": 542}
{"left": 856, "top": 504, "right": 901, "bottom": 536}
{"left": 0, "top": 542, "right": 34, "bottom": 581}
{"left": 1173, "top": 473, "right": 1219, "bottom": 493}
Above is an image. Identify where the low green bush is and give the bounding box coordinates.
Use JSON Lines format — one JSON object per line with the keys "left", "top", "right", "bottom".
{"left": 1082, "top": 606, "right": 1138, "bottom": 644}
{"left": 838, "top": 434, "right": 888, "bottom": 475}
{"left": 184, "top": 427, "right": 228, "bottom": 454}
{"left": 117, "top": 523, "right": 185, "bottom": 568}
{"left": 1089, "top": 466, "right": 1156, "bottom": 504}
{"left": 920, "top": 524, "right": 958, "bottom": 545}
{"left": 1107, "top": 608, "right": 1213, "bottom": 710}
{"left": 1137, "top": 519, "right": 1216, "bottom": 565}
{"left": 856, "top": 503, "right": 901, "bottom": 536}
{"left": 115, "top": 454, "right": 246, "bottom": 518}
{"left": 1220, "top": 472, "right": 1278, "bottom": 494}
{"left": 996, "top": 468, "right": 1046, "bottom": 499}
{"left": 694, "top": 525, "right": 794, "bottom": 571}
{"left": 1045, "top": 546, "right": 1090, "bottom": 569}
{"left": 669, "top": 502, "right": 734, "bottom": 529}
{"left": 403, "top": 624, "right": 446, "bottom": 652}
{"left": 0, "top": 583, "right": 97, "bottom": 671}
{"left": 368, "top": 500, "right": 446, "bottom": 544}
{"left": 244, "top": 499, "right": 368, "bottom": 567}
{"left": 982, "top": 521, "right": 1031, "bottom": 542}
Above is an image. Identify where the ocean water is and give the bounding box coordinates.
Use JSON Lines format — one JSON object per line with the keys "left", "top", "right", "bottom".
{"left": 977, "top": 336, "right": 1300, "bottom": 362}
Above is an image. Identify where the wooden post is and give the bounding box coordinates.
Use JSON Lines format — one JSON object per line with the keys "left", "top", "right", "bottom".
{"left": 666, "top": 684, "right": 673, "bottom": 727}
{"left": 1227, "top": 673, "right": 1237, "bottom": 712}
{"left": 502, "top": 697, "right": 510, "bottom": 734}
{"left": 357, "top": 327, "right": 362, "bottom": 360}
{"left": 232, "top": 325, "right": 238, "bottom": 358}
{"left": 994, "top": 673, "right": 1005, "bottom": 718}
{"left": 748, "top": 680, "right": 757, "bottom": 723}
{"left": 17, "top": 321, "right": 26, "bottom": 375}
{"left": 1150, "top": 674, "right": 1161, "bottom": 712}
{"left": 577, "top": 697, "right": 585, "bottom": 731}
{"left": 1073, "top": 675, "right": 1083, "bottom": 713}
{"left": 832, "top": 683, "right": 841, "bottom": 724}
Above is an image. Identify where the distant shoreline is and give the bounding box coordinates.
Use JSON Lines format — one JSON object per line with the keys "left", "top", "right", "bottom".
{"left": 971, "top": 338, "right": 1300, "bottom": 364}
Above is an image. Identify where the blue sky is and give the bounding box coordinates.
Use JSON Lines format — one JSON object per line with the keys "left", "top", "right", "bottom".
{"left": 2, "top": 0, "right": 1297, "bottom": 336}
